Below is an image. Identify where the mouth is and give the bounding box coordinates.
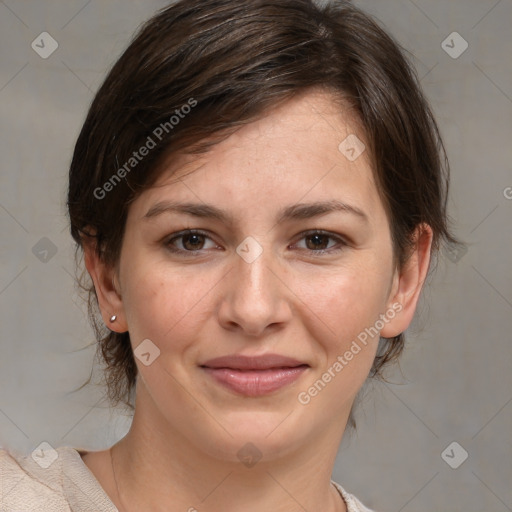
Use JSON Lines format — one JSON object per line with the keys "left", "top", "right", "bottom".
{"left": 199, "top": 354, "right": 309, "bottom": 397}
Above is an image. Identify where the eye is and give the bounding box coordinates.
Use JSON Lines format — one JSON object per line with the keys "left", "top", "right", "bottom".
{"left": 165, "top": 230, "right": 218, "bottom": 254}
{"left": 164, "top": 229, "right": 347, "bottom": 256}
{"left": 292, "top": 230, "right": 347, "bottom": 254}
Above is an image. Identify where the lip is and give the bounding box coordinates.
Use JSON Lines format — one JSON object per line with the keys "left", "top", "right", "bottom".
{"left": 200, "top": 353, "right": 307, "bottom": 370}
{"left": 200, "top": 354, "right": 309, "bottom": 397}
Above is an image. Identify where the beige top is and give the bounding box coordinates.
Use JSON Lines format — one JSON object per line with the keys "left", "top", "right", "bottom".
{"left": 0, "top": 446, "right": 375, "bottom": 511}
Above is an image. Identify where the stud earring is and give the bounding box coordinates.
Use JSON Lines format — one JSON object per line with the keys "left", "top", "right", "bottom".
{"left": 110, "top": 315, "right": 117, "bottom": 322}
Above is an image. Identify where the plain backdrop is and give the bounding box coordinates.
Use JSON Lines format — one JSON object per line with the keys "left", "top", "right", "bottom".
{"left": 0, "top": 1, "right": 511, "bottom": 511}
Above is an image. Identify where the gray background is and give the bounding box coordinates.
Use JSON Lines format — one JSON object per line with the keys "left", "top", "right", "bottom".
{"left": 0, "top": 1, "right": 511, "bottom": 511}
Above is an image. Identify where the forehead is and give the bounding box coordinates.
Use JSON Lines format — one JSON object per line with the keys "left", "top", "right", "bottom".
{"left": 132, "top": 88, "right": 383, "bottom": 222}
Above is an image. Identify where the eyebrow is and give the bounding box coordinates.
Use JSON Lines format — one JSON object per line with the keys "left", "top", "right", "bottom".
{"left": 143, "top": 199, "right": 369, "bottom": 224}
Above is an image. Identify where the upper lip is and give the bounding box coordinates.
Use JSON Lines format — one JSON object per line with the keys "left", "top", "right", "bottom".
{"left": 200, "top": 354, "right": 309, "bottom": 370}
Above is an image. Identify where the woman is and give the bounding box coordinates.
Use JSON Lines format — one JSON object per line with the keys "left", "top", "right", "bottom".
{"left": 0, "top": 0, "right": 458, "bottom": 510}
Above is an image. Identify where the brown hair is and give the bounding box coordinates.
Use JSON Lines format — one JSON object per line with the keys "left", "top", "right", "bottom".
{"left": 67, "top": 0, "right": 458, "bottom": 425}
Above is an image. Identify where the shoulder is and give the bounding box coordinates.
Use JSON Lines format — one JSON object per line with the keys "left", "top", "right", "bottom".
{"left": 0, "top": 445, "right": 71, "bottom": 511}
{"left": 0, "top": 445, "right": 117, "bottom": 512}
{"left": 331, "top": 480, "right": 376, "bottom": 512}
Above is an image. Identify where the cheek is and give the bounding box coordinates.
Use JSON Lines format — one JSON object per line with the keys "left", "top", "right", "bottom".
{"left": 295, "top": 273, "right": 386, "bottom": 409}
{"left": 292, "top": 259, "right": 391, "bottom": 400}
{"left": 120, "top": 261, "right": 209, "bottom": 349}
{"left": 294, "top": 260, "right": 391, "bottom": 340}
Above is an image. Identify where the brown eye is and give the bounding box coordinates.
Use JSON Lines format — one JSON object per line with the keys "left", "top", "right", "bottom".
{"left": 181, "top": 233, "right": 206, "bottom": 251}
{"left": 293, "top": 230, "right": 346, "bottom": 254}
{"left": 305, "top": 233, "right": 331, "bottom": 250}
{"left": 166, "top": 230, "right": 217, "bottom": 254}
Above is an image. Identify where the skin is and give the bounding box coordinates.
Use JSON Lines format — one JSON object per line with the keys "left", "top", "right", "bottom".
{"left": 82, "top": 88, "right": 433, "bottom": 512}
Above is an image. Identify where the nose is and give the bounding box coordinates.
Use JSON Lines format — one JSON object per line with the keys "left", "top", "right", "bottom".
{"left": 217, "top": 242, "right": 292, "bottom": 337}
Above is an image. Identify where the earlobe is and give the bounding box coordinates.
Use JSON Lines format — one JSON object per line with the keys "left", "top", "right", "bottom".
{"left": 82, "top": 235, "right": 128, "bottom": 333}
{"left": 380, "top": 224, "right": 433, "bottom": 338}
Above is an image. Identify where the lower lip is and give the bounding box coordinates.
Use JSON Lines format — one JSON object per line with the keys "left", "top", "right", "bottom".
{"left": 201, "top": 366, "right": 308, "bottom": 396}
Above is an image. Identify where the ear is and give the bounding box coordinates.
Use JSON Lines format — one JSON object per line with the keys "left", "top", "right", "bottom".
{"left": 380, "top": 224, "right": 433, "bottom": 338}
{"left": 82, "top": 234, "right": 128, "bottom": 333}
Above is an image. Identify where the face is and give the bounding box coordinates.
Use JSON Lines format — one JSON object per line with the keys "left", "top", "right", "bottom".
{"left": 92, "top": 88, "right": 421, "bottom": 463}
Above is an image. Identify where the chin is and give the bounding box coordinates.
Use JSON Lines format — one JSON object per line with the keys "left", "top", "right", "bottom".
{"left": 203, "top": 411, "right": 309, "bottom": 461}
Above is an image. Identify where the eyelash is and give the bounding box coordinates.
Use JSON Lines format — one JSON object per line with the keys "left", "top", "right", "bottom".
{"left": 164, "top": 229, "right": 348, "bottom": 256}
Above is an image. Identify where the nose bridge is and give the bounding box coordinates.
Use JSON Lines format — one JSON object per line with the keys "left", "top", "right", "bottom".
{"left": 218, "top": 236, "right": 289, "bottom": 334}
{"left": 234, "top": 237, "right": 276, "bottom": 303}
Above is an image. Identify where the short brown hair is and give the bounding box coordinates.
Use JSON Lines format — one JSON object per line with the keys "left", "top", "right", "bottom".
{"left": 68, "top": 0, "right": 458, "bottom": 423}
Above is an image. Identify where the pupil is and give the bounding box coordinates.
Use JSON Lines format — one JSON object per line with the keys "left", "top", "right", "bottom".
{"left": 184, "top": 234, "right": 203, "bottom": 249}
{"left": 308, "top": 234, "right": 327, "bottom": 250}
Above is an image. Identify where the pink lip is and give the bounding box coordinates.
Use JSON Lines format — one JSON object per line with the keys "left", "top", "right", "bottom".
{"left": 200, "top": 354, "right": 309, "bottom": 397}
